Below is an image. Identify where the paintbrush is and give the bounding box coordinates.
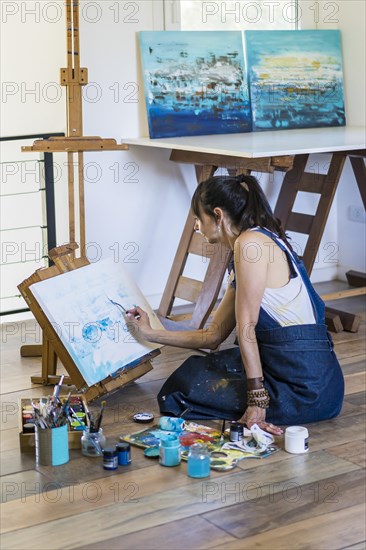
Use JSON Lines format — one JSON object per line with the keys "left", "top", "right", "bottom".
{"left": 96, "top": 400, "right": 106, "bottom": 432}
{"left": 220, "top": 419, "right": 226, "bottom": 444}
{"left": 69, "top": 406, "right": 84, "bottom": 426}
{"left": 82, "top": 399, "right": 93, "bottom": 430}
{"left": 52, "top": 375, "right": 65, "bottom": 402}
{"left": 108, "top": 297, "right": 128, "bottom": 314}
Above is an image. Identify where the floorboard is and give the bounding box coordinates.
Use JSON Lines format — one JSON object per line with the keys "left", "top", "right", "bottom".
{"left": 1, "top": 290, "right": 365, "bottom": 550}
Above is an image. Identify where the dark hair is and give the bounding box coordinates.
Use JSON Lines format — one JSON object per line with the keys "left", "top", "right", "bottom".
{"left": 191, "top": 174, "right": 290, "bottom": 244}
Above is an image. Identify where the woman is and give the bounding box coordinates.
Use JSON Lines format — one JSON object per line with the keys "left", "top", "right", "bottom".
{"left": 127, "top": 174, "right": 344, "bottom": 435}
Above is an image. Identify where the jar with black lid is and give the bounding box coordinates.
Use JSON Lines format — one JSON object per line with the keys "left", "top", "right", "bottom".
{"left": 102, "top": 447, "right": 118, "bottom": 470}
{"left": 229, "top": 422, "right": 244, "bottom": 442}
{"left": 116, "top": 442, "right": 131, "bottom": 465}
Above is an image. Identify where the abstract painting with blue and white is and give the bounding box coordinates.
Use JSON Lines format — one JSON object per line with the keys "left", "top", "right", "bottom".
{"left": 245, "top": 30, "right": 346, "bottom": 131}
{"left": 31, "top": 259, "right": 163, "bottom": 387}
{"left": 139, "top": 31, "right": 252, "bottom": 138}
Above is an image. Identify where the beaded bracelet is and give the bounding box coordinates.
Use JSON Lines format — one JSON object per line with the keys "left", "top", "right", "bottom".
{"left": 247, "top": 387, "right": 270, "bottom": 409}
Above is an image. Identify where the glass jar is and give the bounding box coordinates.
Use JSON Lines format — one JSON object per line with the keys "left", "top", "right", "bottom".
{"left": 81, "top": 427, "right": 106, "bottom": 457}
{"left": 187, "top": 443, "right": 210, "bottom": 478}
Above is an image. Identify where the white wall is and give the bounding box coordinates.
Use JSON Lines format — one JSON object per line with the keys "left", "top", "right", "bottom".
{"left": 79, "top": 1, "right": 195, "bottom": 306}
{"left": 1, "top": 0, "right": 365, "bottom": 319}
{"left": 314, "top": 0, "right": 366, "bottom": 276}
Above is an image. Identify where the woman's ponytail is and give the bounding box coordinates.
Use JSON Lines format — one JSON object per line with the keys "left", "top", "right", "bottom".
{"left": 191, "top": 173, "right": 292, "bottom": 249}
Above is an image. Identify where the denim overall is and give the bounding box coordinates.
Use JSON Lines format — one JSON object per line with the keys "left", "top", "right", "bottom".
{"left": 158, "top": 229, "right": 345, "bottom": 425}
{"left": 251, "top": 228, "right": 344, "bottom": 424}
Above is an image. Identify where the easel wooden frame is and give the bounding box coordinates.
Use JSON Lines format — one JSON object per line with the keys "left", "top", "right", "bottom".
{"left": 18, "top": 242, "right": 156, "bottom": 402}
{"left": 22, "top": 0, "right": 128, "bottom": 251}
{"left": 19, "top": 0, "right": 131, "bottom": 383}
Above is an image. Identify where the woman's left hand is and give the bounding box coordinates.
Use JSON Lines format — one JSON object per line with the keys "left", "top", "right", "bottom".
{"left": 239, "top": 406, "right": 283, "bottom": 436}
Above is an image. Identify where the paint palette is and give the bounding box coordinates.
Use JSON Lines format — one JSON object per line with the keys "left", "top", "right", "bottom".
{"left": 121, "top": 422, "right": 279, "bottom": 471}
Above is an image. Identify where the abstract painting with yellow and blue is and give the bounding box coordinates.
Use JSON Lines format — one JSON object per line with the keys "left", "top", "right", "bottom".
{"left": 245, "top": 30, "right": 346, "bottom": 131}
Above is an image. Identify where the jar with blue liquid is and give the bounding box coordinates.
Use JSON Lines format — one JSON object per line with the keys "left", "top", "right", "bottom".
{"left": 187, "top": 443, "right": 210, "bottom": 478}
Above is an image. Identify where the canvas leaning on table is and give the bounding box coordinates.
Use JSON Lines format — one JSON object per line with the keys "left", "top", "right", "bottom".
{"left": 138, "top": 29, "right": 346, "bottom": 138}
{"left": 138, "top": 30, "right": 252, "bottom": 138}
{"left": 30, "top": 258, "right": 164, "bottom": 386}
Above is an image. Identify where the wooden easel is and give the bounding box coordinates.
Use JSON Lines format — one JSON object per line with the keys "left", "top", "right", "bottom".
{"left": 20, "top": 0, "right": 130, "bottom": 380}
{"left": 22, "top": 0, "right": 128, "bottom": 249}
{"left": 18, "top": 242, "right": 156, "bottom": 402}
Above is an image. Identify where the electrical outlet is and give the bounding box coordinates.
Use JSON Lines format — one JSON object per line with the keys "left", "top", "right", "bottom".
{"left": 348, "top": 205, "right": 366, "bottom": 224}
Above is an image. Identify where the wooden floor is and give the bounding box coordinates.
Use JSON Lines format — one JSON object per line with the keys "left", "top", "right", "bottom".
{"left": 1, "top": 287, "right": 365, "bottom": 550}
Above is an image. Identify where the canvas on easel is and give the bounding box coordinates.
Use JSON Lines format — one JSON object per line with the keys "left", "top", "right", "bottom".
{"left": 18, "top": 244, "right": 163, "bottom": 401}
{"left": 30, "top": 257, "right": 163, "bottom": 387}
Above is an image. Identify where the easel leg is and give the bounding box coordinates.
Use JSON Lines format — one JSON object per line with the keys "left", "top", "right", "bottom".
{"left": 158, "top": 164, "right": 229, "bottom": 327}
{"left": 29, "top": 334, "right": 72, "bottom": 386}
{"left": 20, "top": 345, "right": 42, "bottom": 357}
{"left": 30, "top": 336, "right": 56, "bottom": 384}
{"left": 349, "top": 155, "right": 366, "bottom": 209}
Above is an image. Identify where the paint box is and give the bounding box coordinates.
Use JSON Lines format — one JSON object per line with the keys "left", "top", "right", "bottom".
{"left": 18, "top": 395, "right": 87, "bottom": 452}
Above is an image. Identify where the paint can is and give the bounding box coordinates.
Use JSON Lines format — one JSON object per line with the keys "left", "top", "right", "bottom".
{"left": 103, "top": 447, "right": 118, "bottom": 470}
{"left": 229, "top": 422, "right": 244, "bottom": 442}
{"left": 285, "top": 426, "right": 309, "bottom": 454}
{"left": 116, "top": 442, "right": 131, "bottom": 465}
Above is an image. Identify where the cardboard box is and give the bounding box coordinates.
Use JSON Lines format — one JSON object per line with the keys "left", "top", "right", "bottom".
{"left": 19, "top": 395, "right": 86, "bottom": 452}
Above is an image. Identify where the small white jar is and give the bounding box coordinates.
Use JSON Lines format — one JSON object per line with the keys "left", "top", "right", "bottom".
{"left": 285, "top": 426, "right": 309, "bottom": 454}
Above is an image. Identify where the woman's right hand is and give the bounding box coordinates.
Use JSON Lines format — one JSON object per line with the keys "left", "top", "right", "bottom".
{"left": 239, "top": 406, "right": 283, "bottom": 436}
{"left": 126, "top": 306, "right": 153, "bottom": 340}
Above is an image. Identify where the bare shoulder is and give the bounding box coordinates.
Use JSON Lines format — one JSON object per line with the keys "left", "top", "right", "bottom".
{"left": 234, "top": 230, "right": 274, "bottom": 265}
{"left": 235, "top": 230, "right": 270, "bottom": 246}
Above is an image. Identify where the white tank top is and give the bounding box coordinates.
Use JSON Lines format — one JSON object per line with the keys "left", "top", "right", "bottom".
{"left": 251, "top": 229, "right": 316, "bottom": 327}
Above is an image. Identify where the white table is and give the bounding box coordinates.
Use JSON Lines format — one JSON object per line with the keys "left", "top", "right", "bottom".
{"left": 123, "top": 126, "right": 366, "bottom": 158}
{"left": 123, "top": 126, "right": 366, "bottom": 332}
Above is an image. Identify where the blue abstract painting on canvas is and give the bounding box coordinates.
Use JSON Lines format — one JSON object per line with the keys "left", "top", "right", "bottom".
{"left": 139, "top": 31, "right": 252, "bottom": 138}
{"left": 30, "top": 259, "right": 163, "bottom": 387}
{"left": 245, "top": 30, "right": 346, "bottom": 131}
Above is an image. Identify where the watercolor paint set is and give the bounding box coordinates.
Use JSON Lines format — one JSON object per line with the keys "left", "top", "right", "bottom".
{"left": 19, "top": 394, "right": 88, "bottom": 452}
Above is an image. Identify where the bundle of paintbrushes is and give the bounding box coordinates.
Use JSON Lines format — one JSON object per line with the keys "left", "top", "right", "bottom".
{"left": 31, "top": 376, "right": 75, "bottom": 430}
{"left": 86, "top": 401, "right": 106, "bottom": 433}
{"left": 32, "top": 377, "right": 70, "bottom": 429}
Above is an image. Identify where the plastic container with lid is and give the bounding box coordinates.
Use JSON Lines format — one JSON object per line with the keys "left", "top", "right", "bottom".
{"left": 116, "top": 442, "right": 131, "bottom": 465}
{"left": 229, "top": 422, "right": 244, "bottom": 442}
{"left": 103, "top": 447, "right": 118, "bottom": 470}
{"left": 159, "top": 435, "right": 181, "bottom": 467}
